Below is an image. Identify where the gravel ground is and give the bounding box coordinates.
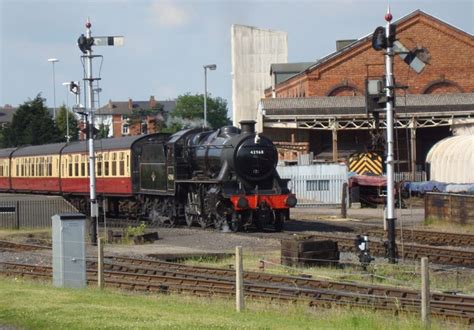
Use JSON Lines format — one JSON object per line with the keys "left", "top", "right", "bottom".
{"left": 0, "top": 204, "right": 425, "bottom": 266}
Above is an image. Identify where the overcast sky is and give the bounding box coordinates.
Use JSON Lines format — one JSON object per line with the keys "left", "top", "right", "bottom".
{"left": 1, "top": 0, "right": 472, "bottom": 116}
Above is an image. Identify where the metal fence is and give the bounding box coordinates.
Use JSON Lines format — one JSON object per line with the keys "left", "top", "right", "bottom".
{"left": 0, "top": 196, "right": 78, "bottom": 229}
{"left": 277, "top": 164, "right": 348, "bottom": 207}
{"left": 394, "top": 171, "right": 426, "bottom": 182}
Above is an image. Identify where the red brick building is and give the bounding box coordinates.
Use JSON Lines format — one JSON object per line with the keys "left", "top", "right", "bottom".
{"left": 94, "top": 96, "right": 175, "bottom": 138}
{"left": 265, "top": 10, "right": 473, "bottom": 98}
{"left": 260, "top": 10, "right": 474, "bottom": 176}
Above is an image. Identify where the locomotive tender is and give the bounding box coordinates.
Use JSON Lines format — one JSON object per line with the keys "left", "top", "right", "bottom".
{"left": 0, "top": 121, "right": 296, "bottom": 231}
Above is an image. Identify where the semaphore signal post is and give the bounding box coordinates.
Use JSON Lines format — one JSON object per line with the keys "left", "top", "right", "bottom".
{"left": 370, "top": 8, "right": 397, "bottom": 263}
{"left": 77, "top": 20, "right": 123, "bottom": 244}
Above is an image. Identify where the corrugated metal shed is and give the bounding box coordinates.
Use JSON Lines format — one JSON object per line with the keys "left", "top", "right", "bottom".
{"left": 426, "top": 135, "right": 474, "bottom": 183}
{"left": 277, "top": 163, "right": 347, "bottom": 206}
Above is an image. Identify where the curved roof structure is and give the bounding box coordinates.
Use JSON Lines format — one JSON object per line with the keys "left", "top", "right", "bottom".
{"left": 426, "top": 135, "right": 474, "bottom": 184}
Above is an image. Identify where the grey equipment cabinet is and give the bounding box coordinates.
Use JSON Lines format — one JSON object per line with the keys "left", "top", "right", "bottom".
{"left": 52, "top": 213, "right": 87, "bottom": 288}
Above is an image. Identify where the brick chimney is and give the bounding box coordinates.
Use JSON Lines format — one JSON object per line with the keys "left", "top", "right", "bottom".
{"left": 149, "top": 96, "right": 156, "bottom": 108}
{"left": 128, "top": 98, "right": 133, "bottom": 110}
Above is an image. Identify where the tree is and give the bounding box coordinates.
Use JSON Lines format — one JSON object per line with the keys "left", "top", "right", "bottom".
{"left": 56, "top": 105, "right": 79, "bottom": 142}
{"left": 164, "top": 93, "right": 230, "bottom": 133}
{"left": 128, "top": 103, "right": 164, "bottom": 135}
{"left": 2, "top": 95, "right": 61, "bottom": 147}
{"left": 96, "top": 123, "right": 110, "bottom": 139}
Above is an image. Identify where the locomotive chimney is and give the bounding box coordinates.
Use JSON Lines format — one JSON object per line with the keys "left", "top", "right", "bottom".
{"left": 240, "top": 120, "right": 256, "bottom": 134}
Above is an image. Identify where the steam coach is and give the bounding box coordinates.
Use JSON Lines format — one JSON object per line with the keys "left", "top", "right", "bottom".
{"left": 0, "top": 121, "right": 296, "bottom": 231}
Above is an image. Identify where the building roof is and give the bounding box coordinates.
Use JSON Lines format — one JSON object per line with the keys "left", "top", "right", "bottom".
{"left": 273, "top": 10, "right": 473, "bottom": 89}
{"left": 270, "top": 62, "right": 316, "bottom": 85}
{"left": 260, "top": 93, "right": 474, "bottom": 117}
{"left": 426, "top": 135, "right": 474, "bottom": 183}
{"left": 96, "top": 99, "right": 176, "bottom": 116}
{"left": 270, "top": 62, "right": 316, "bottom": 75}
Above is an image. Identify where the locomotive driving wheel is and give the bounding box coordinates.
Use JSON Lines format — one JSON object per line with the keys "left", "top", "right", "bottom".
{"left": 148, "top": 199, "right": 163, "bottom": 226}
{"left": 163, "top": 198, "right": 178, "bottom": 227}
{"left": 213, "top": 214, "right": 228, "bottom": 230}
{"left": 230, "top": 213, "right": 243, "bottom": 232}
{"left": 273, "top": 210, "right": 287, "bottom": 232}
{"left": 197, "top": 215, "right": 209, "bottom": 229}
{"left": 184, "top": 204, "right": 198, "bottom": 227}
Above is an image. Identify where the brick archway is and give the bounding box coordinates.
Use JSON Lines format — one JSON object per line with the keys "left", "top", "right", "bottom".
{"left": 326, "top": 84, "right": 362, "bottom": 96}
{"left": 422, "top": 79, "right": 464, "bottom": 94}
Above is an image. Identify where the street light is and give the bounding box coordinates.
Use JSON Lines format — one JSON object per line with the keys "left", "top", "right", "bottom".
{"left": 47, "top": 58, "right": 59, "bottom": 119}
{"left": 203, "top": 64, "right": 217, "bottom": 128}
{"left": 62, "top": 82, "right": 72, "bottom": 142}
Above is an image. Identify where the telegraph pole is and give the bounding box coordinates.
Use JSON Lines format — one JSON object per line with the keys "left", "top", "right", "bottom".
{"left": 384, "top": 9, "right": 397, "bottom": 263}
{"left": 77, "top": 20, "right": 123, "bottom": 244}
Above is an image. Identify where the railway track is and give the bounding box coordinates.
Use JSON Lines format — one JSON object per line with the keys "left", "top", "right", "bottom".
{"left": 1, "top": 260, "right": 473, "bottom": 324}
{"left": 105, "top": 256, "right": 474, "bottom": 304}
{"left": 363, "top": 229, "right": 474, "bottom": 247}
{"left": 304, "top": 233, "right": 474, "bottom": 267}
{"left": 0, "top": 240, "right": 50, "bottom": 252}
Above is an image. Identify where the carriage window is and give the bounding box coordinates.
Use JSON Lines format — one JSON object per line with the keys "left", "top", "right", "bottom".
{"left": 31, "top": 163, "right": 35, "bottom": 176}
{"left": 104, "top": 161, "right": 110, "bottom": 176}
{"left": 47, "top": 157, "right": 52, "bottom": 176}
{"left": 97, "top": 161, "right": 102, "bottom": 176}
{"left": 111, "top": 152, "right": 117, "bottom": 176}
{"left": 81, "top": 163, "right": 85, "bottom": 177}
{"left": 119, "top": 152, "right": 125, "bottom": 176}
{"left": 68, "top": 163, "right": 73, "bottom": 177}
{"left": 74, "top": 156, "right": 79, "bottom": 177}
{"left": 126, "top": 155, "right": 130, "bottom": 175}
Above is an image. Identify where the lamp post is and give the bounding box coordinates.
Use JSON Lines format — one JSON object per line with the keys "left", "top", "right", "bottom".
{"left": 47, "top": 58, "right": 59, "bottom": 119}
{"left": 62, "top": 82, "right": 72, "bottom": 142}
{"left": 203, "top": 64, "right": 217, "bottom": 128}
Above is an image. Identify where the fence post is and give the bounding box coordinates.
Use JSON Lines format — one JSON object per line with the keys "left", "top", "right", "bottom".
{"left": 235, "top": 246, "right": 244, "bottom": 312}
{"left": 341, "top": 182, "right": 347, "bottom": 218}
{"left": 98, "top": 238, "right": 104, "bottom": 289}
{"left": 15, "top": 201, "right": 20, "bottom": 229}
{"left": 421, "top": 257, "right": 431, "bottom": 327}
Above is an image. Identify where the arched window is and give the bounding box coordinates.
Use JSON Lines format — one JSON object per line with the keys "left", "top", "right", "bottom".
{"left": 326, "top": 84, "right": 362, "bottom": 96}
{"left": 422, "top": 79, "right": 464, "bottom": 94}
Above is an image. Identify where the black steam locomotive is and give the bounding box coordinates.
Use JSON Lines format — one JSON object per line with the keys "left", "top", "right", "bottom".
{"left": 0, "top": 120, "right": 296, "bottom": 232}
{"left": 141, "top": 120, "right": 296, "bottom": 231}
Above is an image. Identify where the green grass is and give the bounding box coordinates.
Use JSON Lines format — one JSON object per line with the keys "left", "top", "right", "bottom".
{"left": 0, "top": 276, "right": 449, "bottom": 329}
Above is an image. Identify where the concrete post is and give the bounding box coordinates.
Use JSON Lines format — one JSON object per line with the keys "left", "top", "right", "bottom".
{"left": 421, "top": 257, "right": 431, "bottom": 327}
{"left": 332, "top": 120, "right": 338, "bottom": 162}
{"left": 98, "top": 238, "right": 104, "bottom": 289}
{"left": 235, "top": 246, "right": 244, "bottom": 312}
{"left": 410, "top": 119, "right": 417, "bottom": 181}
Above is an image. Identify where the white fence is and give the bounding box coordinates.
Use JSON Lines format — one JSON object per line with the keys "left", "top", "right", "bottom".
{"left": 277, "top": 164, "right": 348, "bottom": 207}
